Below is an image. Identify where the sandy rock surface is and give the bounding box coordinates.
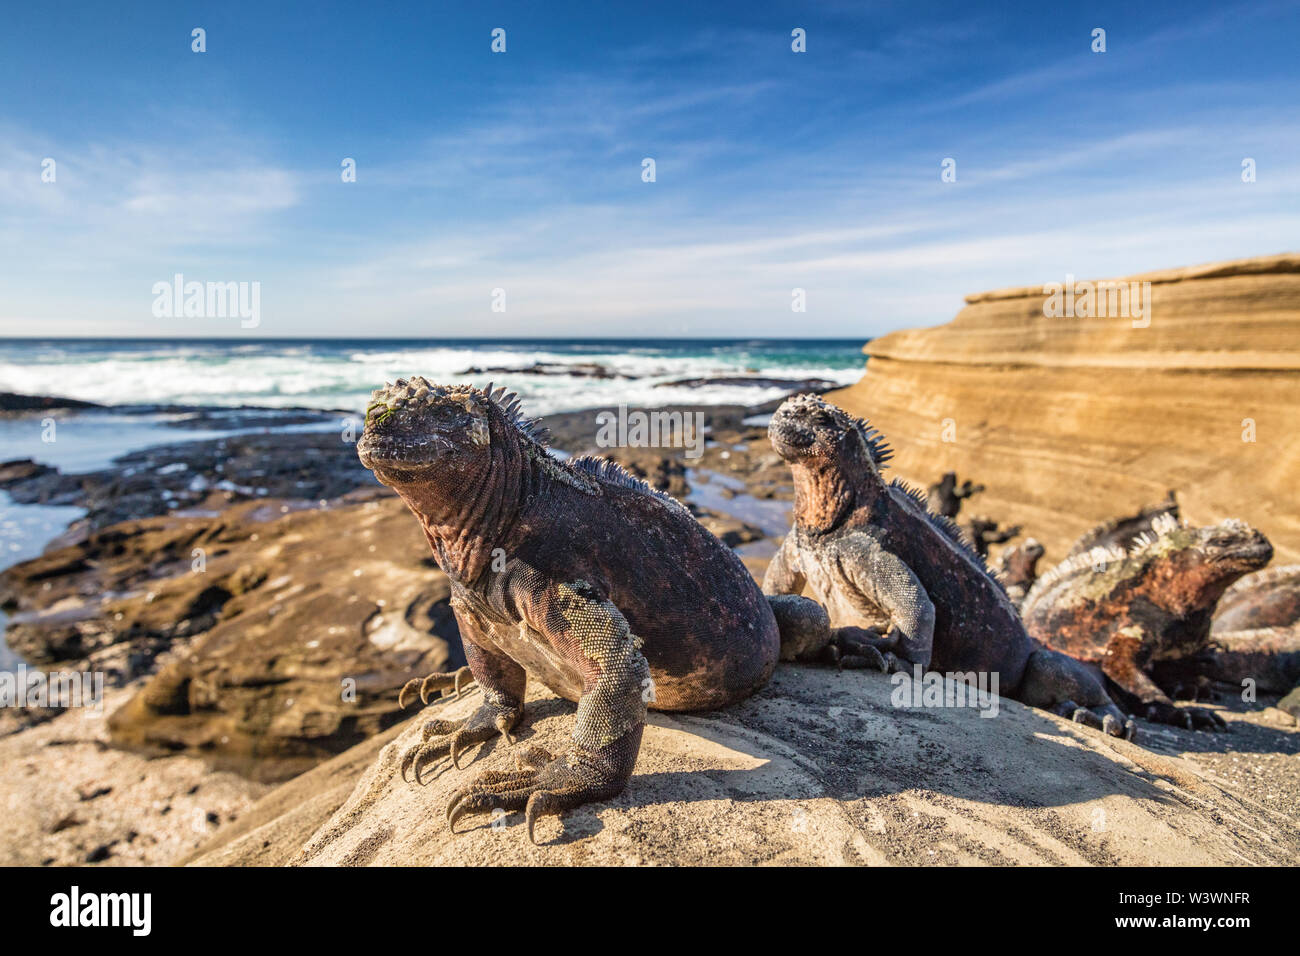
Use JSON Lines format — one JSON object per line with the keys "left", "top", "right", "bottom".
{"left": 187, "top": 667, "right": 1300, "bottom": 867}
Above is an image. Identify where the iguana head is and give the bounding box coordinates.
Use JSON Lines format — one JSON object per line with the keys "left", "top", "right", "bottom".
{"left": 768, "top": 394, "right": 892, "bottom": 473}
{"left": 1187, "top": 518, "right": 1274, "bottom": 575}
{"left": 1003, "top": 537, "right": 1046, "bottom": 585}
{"left": 358, "top": 378, "right": 495, "bottom": 481}
{"left": 769, "top": 394, "right": 893, "bottom": 531}
{"left": 1151, "top": 520, "right": 1273, "bottom": 612}
{"left": 357, "top": 377, "right": 551, "bottom": 491}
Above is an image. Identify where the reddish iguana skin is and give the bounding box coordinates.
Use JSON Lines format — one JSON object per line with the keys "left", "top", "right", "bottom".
{"left": 761, "top": 394, "right": 1134, "bottom": 738}
{"left": 1021, "top": 515, "right": 1273, "bottom": 728}
{"left": 357, "top": 378, "right": 784, "bottom": 842}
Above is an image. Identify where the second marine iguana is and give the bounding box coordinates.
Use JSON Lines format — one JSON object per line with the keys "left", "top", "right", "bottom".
{"left": 996, "top": 538, "right": 1045, "bottom": 608}
{"left": 357, "top": 377, "right": 857, "bottom": 843}
{"left": 1207, "top": 564, "right": 1300, "bottom": 694}
{"left": 761, "top": 394, "right": 1135, "bottom": 738}
{"left": 1020, "top": 514, "right": 1273, "bottom": 728}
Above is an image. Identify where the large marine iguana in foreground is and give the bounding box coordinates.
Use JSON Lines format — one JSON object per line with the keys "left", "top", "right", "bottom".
{"left": 357, "top": 377, "right": 867, "bottom": 843}
{"left": 1020, "top": 513, "right": 1273, "bottom": 728}
{"left": 761, "top": 394, "right": 1135, "bottom": 737}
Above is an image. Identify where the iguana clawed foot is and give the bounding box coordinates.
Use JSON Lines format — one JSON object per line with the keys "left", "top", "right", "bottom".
{"left": 831, "top": 625, "right": 921, "bottom": 674}
{"left": 398, "top": 702, "right": 521, "bottom": 784}
{"left": 398, "top": 665, "right": 475, "bottom": 709}
{"left": 1143, "top": 700, "right": 1227, "bottom": 731}
{"left": 821, "top": 626, "right": 888, "bottom": 671}
{"left": 446, "top": 744, "right": 626, "bottom": 845}
{"left": 1054, "top": 699, "right": 1138, "bottom": 740}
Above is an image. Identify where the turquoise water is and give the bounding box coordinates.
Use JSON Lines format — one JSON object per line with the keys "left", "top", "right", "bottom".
{"left": 0, "top": 337, "right": 867, "bottom": 416}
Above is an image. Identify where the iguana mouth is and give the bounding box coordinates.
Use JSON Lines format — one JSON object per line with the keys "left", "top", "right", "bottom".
{"left": 1211, "top": 538, "right": 1273, "bottom": 568}
{"left": 356, "top": 375, "right": 488, "bottom": 474}
{"left": 357, "top": 432, "right": 455, "bottom": 470}
{"left": 767, "top": 407, "right": 817, "bottom": 459}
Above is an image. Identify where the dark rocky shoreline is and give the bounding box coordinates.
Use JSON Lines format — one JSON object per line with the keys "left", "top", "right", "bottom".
{"left": 0, "top": 394, "right": 798, "bottom": 763}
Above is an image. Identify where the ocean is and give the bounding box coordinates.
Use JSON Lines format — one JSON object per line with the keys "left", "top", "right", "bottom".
{"left": 0, "top": 338, "right": 867, "bottom": 669}
{"left": 0, "top": 338, "right": 867, "bottom": 417}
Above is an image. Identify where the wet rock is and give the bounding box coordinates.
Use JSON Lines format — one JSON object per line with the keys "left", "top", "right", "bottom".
{"left": 0, "top": 392, "right": 103, "bottom": 413}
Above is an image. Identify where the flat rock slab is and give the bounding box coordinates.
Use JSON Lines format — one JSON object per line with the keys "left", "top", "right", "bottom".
{"left": 189, "top": 667, "right": 1300, "bottom": 866}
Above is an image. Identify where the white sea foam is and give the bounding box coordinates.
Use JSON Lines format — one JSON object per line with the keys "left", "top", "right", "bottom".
{"left": 0, "top": 341, "right": 864, "bottom": 416}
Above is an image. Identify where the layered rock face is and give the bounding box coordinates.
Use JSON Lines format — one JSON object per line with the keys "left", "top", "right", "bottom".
{"left": 830, "top": 254, "right": 1300, "bottom": 564}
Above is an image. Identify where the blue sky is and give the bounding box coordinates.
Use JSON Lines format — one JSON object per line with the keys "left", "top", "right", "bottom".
{"left": 1, "top": 0, "right": 1297, "bottom": 337}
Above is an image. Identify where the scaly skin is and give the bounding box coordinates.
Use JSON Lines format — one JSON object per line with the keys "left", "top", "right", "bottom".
{"left": 762, "top": 394, "right": 1135, "bottom": 739}
{"left": 357, "top": 378, "right": 782, "bottom": 843}
{"left": 996, "top": 538, "right": 1045, "bottom": 608}
{"left": 1208, "top": 564, "right": 1300, "bottom": 694}
{"left": 1021, "top": 515, "right": 1273, "bottom": 729}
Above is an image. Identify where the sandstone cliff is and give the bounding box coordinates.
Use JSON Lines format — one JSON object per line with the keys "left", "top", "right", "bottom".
{"left": 829, "top": 254, "right": 1300, "bottom": 564}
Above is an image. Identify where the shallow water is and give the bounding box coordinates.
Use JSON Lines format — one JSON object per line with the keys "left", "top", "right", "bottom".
{"left": 686, "top": 469, "right": 792, "bottom": 538}
{"left": 0, "top": 491, "right": 87, "bottom": 668}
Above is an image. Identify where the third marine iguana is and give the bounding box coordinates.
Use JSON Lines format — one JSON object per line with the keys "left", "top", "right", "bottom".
{"left": 761, "top": 393, "right": 1135, "bottom": 738}
{"left": 1020, "top": 513, "right": 1273, "bottom": 728}
{"left": 1206, "top": 564, "right": 1300, "bottom": 694}
{"left": 358, "top": 377, "right": 866, "bottom": 843}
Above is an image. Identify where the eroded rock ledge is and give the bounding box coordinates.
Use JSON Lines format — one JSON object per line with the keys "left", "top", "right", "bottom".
{"left": 830, "top": 253, "right": 1300, "bottom": 564}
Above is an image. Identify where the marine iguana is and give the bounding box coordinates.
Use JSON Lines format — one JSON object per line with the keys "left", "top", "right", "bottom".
{"left": 996, "top": 538, "right": 1045, "bottom": 608}
{"left": 761, "top": 394, "right": 1135, "bottom": 738}
{"left": 357, "top": 378, "right": 851, "bottom": 843}
{"left": 1207, "top": 564, "right": 1300, "bottom": 693}
{"left": 964, "top": 516, "right": 1022, "bottom": 559}
{"left": 1020, "top": 514, "right": 1273, "bottom": 728}
{"left": 926, "top": 471, "right": 984, "bottom": 519}
{"left": 1067, "top": 491, "right": 1179, "bottom": 556}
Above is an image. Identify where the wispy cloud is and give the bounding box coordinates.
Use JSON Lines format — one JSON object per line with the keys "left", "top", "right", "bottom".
{"left": 1, "top": 1, "right": 1298, "bottom": 337}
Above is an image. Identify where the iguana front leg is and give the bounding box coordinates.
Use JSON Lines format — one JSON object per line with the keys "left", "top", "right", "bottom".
{"left": 446, "top": 579, "right": 650, "bottom": 844}
{"left": 846, "top": 539, "right": 935, "bottom": 671}
{"left": 1019, "top": 647, "right": 1136, "bottom": 739}
{"left": 1100, "top": 630, "right": 1226, "bottom": 730}
{"left": 400, "top": 607, "right": 527, "bottom": 782}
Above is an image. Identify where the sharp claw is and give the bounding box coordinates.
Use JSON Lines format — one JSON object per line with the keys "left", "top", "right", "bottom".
{"left": 495, "top": 715, "right": 515, "bottom": 745}
{"left": 1124, "top": 719, "right": 1137, "bottom": 741}
{"left": 446, "top": 789, "right": 468, "bottom": 832}
{"left": 398, "top": 678, "right": 420, "bottom": 710}
{"left": 525, "top": 801, "right": 540, "bottom": 846}
{"left": 454, "top": 667, "right": 470, "bottom": 699}
{"left": 1102, "top": 714, "right": 1117, "bottom": 736}
{"left": 451, "top": 732, "right": 466, "bottom": 770}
